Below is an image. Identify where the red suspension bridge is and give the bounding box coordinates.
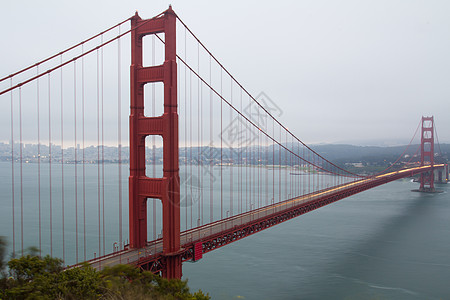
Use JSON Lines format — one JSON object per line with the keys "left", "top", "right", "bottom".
{"left": 0, "top": 6, "right": 448, "bottom": 279}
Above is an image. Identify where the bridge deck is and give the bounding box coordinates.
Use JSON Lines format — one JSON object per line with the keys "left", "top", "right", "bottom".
{"left": 83, "top": 165, "right": 444, "bottom": 273}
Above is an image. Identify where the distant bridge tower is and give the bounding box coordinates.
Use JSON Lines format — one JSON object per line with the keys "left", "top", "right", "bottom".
{"left": 129, "top": 7, "right": 182, "bottom": 279}
{"left": 419, "top": 116, "right": 435, "bottom": 192}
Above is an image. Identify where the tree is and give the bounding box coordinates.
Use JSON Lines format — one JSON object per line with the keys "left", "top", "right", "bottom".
{"left": 0, "top": 236, "right": 6, "bottom": 275}
{"left": 0, "top": 248, "right": 210, "bottom": 300}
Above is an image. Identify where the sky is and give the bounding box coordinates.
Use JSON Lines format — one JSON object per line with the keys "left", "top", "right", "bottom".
{"left": 1, "top": 0, "right": 450, "bottom": 146}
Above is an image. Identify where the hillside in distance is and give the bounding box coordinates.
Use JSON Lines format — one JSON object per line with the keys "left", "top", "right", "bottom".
{"left": 0, "top": 142, "right": 448, "bottom": 167}
{"left": 309, "top": 143, "right": 450, "bottom": 163}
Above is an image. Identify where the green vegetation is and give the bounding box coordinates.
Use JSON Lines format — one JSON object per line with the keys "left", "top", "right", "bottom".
{"left": 0, "top": 237, "right": 209, "bottom": 300}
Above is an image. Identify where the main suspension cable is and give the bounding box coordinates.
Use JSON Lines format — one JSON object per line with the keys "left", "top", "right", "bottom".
{"left": 1, "top": 10, "right": 167, "bottom": 96}
{"left": 371, "top": 119, "right": 421, "bottom": 176}
{"left": 170, "top": 46, "right": 359, "bottom": 179}
{"left": 0, "top": 18, "right": 131, "bottom": 83}
{"left": 174, "top": 14, "right": 362, "bottom": 178}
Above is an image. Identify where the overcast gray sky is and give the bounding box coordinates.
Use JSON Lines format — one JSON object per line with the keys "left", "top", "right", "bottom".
{"left": 1, "top": 0, "right": 450, "bottom": 146}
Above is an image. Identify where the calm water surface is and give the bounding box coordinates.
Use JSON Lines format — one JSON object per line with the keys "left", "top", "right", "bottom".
{"left": 183, "top": 180, "right": 450, "bottom": 300}
{"left": 0, "top": 161, "right": 449, "bottom": 299}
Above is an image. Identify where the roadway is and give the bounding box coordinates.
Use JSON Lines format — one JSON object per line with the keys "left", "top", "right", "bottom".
{"left": 84, "top": 164, "right": 445, "bottom": 271}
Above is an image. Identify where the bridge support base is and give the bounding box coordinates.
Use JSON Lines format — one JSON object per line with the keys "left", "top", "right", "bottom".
{"left": 162, "top": 253, "right": 183, "bottom": 279}
{"left": 411, "top": 188, "right": 443, "bottom": 193}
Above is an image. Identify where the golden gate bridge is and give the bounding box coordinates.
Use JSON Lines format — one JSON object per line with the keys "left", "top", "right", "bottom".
{"left": 0, "top": 6, "right": 448, "bottom": 279}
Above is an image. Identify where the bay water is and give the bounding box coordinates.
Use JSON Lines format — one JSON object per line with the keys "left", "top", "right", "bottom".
{"left": 183, "top": 179, "right": 450, "bottom": 299}
{"left": 0, "top": 161, "right": 449, "bottom": 299}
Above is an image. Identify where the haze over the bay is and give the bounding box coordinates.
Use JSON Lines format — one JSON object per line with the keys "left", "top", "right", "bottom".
{"left": 1, "top": 0, "right": 449, "bottom": 146}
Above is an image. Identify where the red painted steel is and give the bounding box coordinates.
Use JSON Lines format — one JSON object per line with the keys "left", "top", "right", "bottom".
{"left": 420, "top": 116, "right": 435, "bottom": 191}
{"left": 194, "top": 242, "right": 203, "bottom": 261}
{"left": 129, "top": 6, "right": 181, "bottom": 279}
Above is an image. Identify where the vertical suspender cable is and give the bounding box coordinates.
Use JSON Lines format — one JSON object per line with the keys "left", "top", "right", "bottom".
{"left": 247, "top": 96, "right": 250, "bottom": 212}
{"left": 308, "top": 148, "right": 310, "bottom": 195}
{"left": 303, "top": 145, "right": 305, "bottom": 195}
{"left": 300, "top": 145, "right": 302, "bottom": 195}
{"left": 73, "top": 61, "right": 78, "bottom": 263}
{"left": 37, "top": 66, "right": 42, "bottom": 256}
{"left": 316, "top": 156, "right": 319, "bottom": 190}
{"left": 298, "top": 141, "right": 300, "bottom": 196}
{"left": 248, "top": 99, "right": 254, "bottom": 210}
{"left": 184, "top": 28, "right": 188, "bottom": 231}
{"left": 81, "top": 44, "right": 87, "bottom": 261}
{"left": 176, "top": 54, "right": 181, "bottom": 229}
{"left": 117, "top": 26, "right": 123, "bottom": 251}
{"left": 197, "top": 43, "right": 203, "bottom": 226}
{"left": 10, "top": 79, "right": 15, "bottom": 255}
{"left": 48, "top": 73, "right": 53, "bottom": 257}
{"left": 285, "top": 130, "right": 287, "bottom": 199}
{"left": 313, "top": 154, "right": 318, "bottom": 192}
{"left": 312, "top": 152, "right": 315, "bottom": 193}
{"left": 272, "top": 115, "right": 275, "bottom": 208}
{"left": 189, "top": 67, "right": 193, "bottom": 230}
{"left": 295, "top": 141, "right": 298, "bottom": 197}
{"left": 60, "top": 55, "right": 65, "bottom": 262}
{"left": 297, "top": 144, "right": 300, "bottom": 196}
{"left": 289, "top": 137, "right": 297, "bottom": 197}
{"left": 301, "top": 145, "right": 304, "bottom": 195}
{"left": 320, "top": 158, "right": 322, "bottom": 190}
{"left": 257, "top": 106, "right": 260, "bottom": 208}
{"left": 290, "top": 134, "right": 293, "bottom": 197}
{"left": 177, "top": 56, "right": 182, "bottom": 229}
{"left": 74, "top": 61, "right": 78, "bottom": 263}
{"left": 240, "top": 89, "right": 243, "bottom": 213}
{"left": 316, "top": 154, "right": 318, "bottom": 191}
{"left": 101, "top": 36, "right": 106, "bottom": 257}
{"left": 249, "top": 96, "right": 252, "bottom": 209}
{"left": 200, "top": 53, "right": 204, "bottom": 226}
{"left": 265, "top": 121, "right": 268, "bottom": 205}
{"left": 319, "top": 157, "right": 321, "bottom": 190}
{"left": 220, "top": 69, "right": 223, "bottom": 220}
{"left": 96, "top": 49, "right": 101, "bottom": 258}
{"left": 316, "top": 156, "right": 319, "bottom": 191}
{"left": 209, "top": 55, "right": 213, "bottom": 224}
{"left": 197, "top": 42, "right": 201, "bottom": 226}
{"left": 284, "top": 132, "right": 286, "bottom": 199}
{"left": 294, "top": 142, "right": 296, "bottom": 196}
{"left": 19, "top": 87, "right": 23, "bottom": 256}
{"left": 278, "top": 126, "right": 281, "bottom": 202}
{"left": 255, "top": 108, "right": 262, "bottom": 208}
{"left": 230, "top": 80, "right": 233, "bottom": 216}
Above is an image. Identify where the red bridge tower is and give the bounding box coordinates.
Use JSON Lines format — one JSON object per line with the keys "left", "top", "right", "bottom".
{"left": 129, "top": 7, "right": 182, "bottom": 279}
{"left": 419, "top": 116, "right": 435, "bottom": 192}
